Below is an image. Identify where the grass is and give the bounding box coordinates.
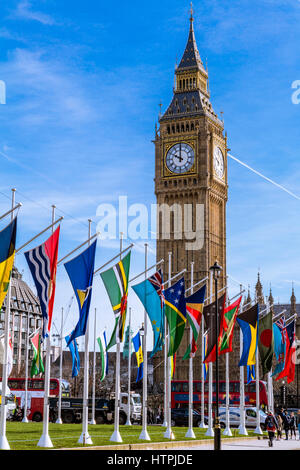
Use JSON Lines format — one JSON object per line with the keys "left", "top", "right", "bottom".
{"left": 3, "top": 423, "right": 264, "bottom": 450}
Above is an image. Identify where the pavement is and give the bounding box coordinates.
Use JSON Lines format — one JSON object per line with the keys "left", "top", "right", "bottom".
{"left": 173, "top": 437, "right": 300, "bottom": 451}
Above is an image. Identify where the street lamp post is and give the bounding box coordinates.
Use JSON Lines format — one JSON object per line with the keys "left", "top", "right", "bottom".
{"left": 209, "top": 261, "right": 222, "bottom": 451}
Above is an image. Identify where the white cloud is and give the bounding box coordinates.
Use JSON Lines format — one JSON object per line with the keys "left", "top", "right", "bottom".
{"left": 13, "top": 0, "right": 56, "bottom": 25}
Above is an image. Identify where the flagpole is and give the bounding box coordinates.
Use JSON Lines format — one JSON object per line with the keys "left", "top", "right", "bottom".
{"left": 267, "top": 301, "right": 274, "bottom": 413}
{"left": 186, "top": 262, "right": 195, "bottom": 439}
{"left": 22, "top": 311, "right": 30, "bottom": 423}
{"left": 205, "top": 270, "right": 214, "bottom": 438}
{"left": 200, "top": 306, "right": 207, "bottom": 429}
{"left": 139, "top": 243, "right": 150, "bottom": 440}
{"left": 90, "top": 308, "right": 97, "bottom": 425}
{"left": 110, "top": 232, "right": 123, "bottom": 443}
{"left": 164, "top": 252, "right": 174, "bottom": 440}
{"left": 223, "top": 280, "right": 232, "bottom": 437}
{"left": 38, "top": 205, "right": 56, "bottom": 448}
{"left": 254, "top": 304, "right": 263, "bottom": 435}
{"left": 0, "top": 189, "right": 16, "bottom": 450}
{"left": 79, "top": 219, "right": 93, "bottom": 445}
{"left": 125, "top": 307, "right": 132, "bottom": 426}
{"left": 162, "top": 256, "right": 168, "bottom": 429}
{"left": 56, "top": 307, "right": 64, "bottom": 424}
{"left": 238, "top": 284, "right": 248, "bottom": 436}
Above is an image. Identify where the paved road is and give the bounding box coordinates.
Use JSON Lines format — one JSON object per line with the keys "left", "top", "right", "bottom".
{"left": 173, "top": 437, "right": 300, "bottom": 451}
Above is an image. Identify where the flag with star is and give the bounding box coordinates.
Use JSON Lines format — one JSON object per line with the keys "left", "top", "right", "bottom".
{"left": 183, "top": 284, "right": 206, "bottom": 359}
{"left": 203, "top": 294, "right": 226, "bottom": 363}
{"left": 132, "top": 269, "right": 164, "bottom": 357}
{"left": 272, "top": 317, "right": 286, "bottom": 377}
{"left": 64, "top": 240, "right": 97, "bottom": 346}
{"left": 164, "top": 277, "right": 186, "bottom": 357}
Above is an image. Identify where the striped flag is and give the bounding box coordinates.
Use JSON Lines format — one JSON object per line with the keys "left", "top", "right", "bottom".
{"left": 24, "top": 226, "right": 60, "bottom": 338}
{"left": 203, "top": 332, "right": 208, "bottom": 380}
{"left": 97, "top": 330, "right": 108, "bottom": 381}
{"left": 132, "top": 331, "right": 143, "bottom": 382}
{"left": 183, "top": 284, "right": 206, "bottom": 359}
{"left": 149, "top": 269, "right": 165, "bottom": 308}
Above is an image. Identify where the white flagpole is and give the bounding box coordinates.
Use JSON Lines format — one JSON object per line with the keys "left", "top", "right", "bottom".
{"left": 125, "top": 307, "right": 132, "bottom": 426}
{"left": 56, "top": 307, "right": 64, "bottom": 424}
{"left": 238, "top": 284, "right": 248, "bottom": 435}
{"left": 79, "top": 219, "right": 93, "bottom": 445}
{"left": 162, "top": 263, "right": 168, "bottom": 429}
{"left": 0, "top": 189, "right": 15, "bottom": 450}
{"left": 110, "top": 232, "right": 123, "bottom": 443}
{"left": 139, "top": 244, "right": 150, "bottom": 440}
{"left": 90, "top": 308, "right": 97, "bottom": 425}
{"left": 164, "top": 252, "right": 174, "bottom": 440}
{"left": 223, "top": 282, "right": 232, "bottom": 437}
{"left": 186, "top": 262, "right": 195, "bottom": 439}
{"left": 22, "top": 311, "right": 30, "bottom": 423}
{"left": 205, "top": 270, "right": 214, "bottom": 437}
{"left": 254, "top": 303, "right": 263, "bottom": 435}
{"left": 200, "top": 323, "right": 207, "bottom": 428}
{"left": 38, "top": 204, "right": 56, "bottom": 448}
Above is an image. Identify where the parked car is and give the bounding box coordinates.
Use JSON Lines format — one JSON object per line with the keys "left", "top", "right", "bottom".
{"left": 171, "top": 408, "right": 207, "bottom": 427}
{"left": 218, "top": 406, "right": 267, "bottom": 430}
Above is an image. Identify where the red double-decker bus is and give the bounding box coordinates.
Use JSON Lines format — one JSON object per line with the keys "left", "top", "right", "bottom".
{"left": 171, "top": 380, "right": 268, "bottom": 409}
{"left": 6, "top": 377, "right": 70, "bottom": 421}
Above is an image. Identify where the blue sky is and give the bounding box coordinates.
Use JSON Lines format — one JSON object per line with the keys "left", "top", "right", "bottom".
{"left": 0, "top": 0, "right": 299, "bottom": 350}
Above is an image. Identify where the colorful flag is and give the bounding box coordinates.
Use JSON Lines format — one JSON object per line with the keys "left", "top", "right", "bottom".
{"left": 101, "top": 251, "right": 131, "bottom": 348}
{"left": 275, "top": 320, "right": 296, "bottom": 384}
{"left": 171, "top": 353, "right": 176, "bottom": 379}
{"left": 203, "top": 332, "right": 208, "bottom": 380}
{"left": 203, "top": 294, "right": 226, "bottom": 363}
{"left": 132, "top": 269, "right": 164, "bottom": 357}
{"left": 64, "top": 240, "right": 97, "bottom": 346}
{"left": 219, "top": 295, "right": 242, "bottom": 355}
{"left": 272, "top": 321, "right": 286, "bottom": 377}
{"left": 247, "top": 365, "right": 255, "bottom": 384}
{"left": 237, "top": 304, "right": 259, "bottom": 367}
{"left": 149, "top": 269, "right": 165, "bottom": 308}
{"left": 164, "top": 277, "right": 186, "bottom": 357}
{"left": 258, "top": 310, "right": 274, "bottom": 376}
{"left": 183, "top": 284, "right": 206, "bottom": 359}
{"left": 0, "top": 332, "right": 13, "bottom": 377}
{"left": 24, "top": 226, "right": 60, "bottom": 338}
{"left": 0, "top": 218, "right": 17, "bottom": 310}
{"left": 30, "top": 330, "right": 44, "bottom": 377}
{"left": 97, "top": 330, "right": 108, "bottom": 381}
{"left": 132, "top": 331, "right": 143, "bottom": 382}
{"left": 65, "top": 333, "right": 80, "bottom": 378}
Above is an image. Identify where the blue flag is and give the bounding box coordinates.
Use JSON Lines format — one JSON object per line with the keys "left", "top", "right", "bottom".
{"left": 132, "top": 271, "right": 164, "bottom": 357}
{"left": 247, "top": 365, "right": 255, "bottom": 384}
{"left": 272, "top": 320, "right": 286, "bottom": 377}
{"left": 64, "top": 240, "right": 97, "bottom": 345}
{"left": 65, "top": 333, "right": 80, "bottom": 377}
{"left": 132, "top": 331, "right": 143, "bottom": 382}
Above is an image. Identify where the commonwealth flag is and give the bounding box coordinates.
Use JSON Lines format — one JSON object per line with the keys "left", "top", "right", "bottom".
{"left": 30, "top": 330, "right": 44, "bottom": 377}
{"left": 132, "top": 331, "right": 143, "bottom": 382}
{"left": 237, "top": 304, "right": 259, "bottom": 367}
{"left": 97, "top": 330, "right": 108, "bottom": 381}
{"left": 218, "top": 296, "right": 242, "bottom": 355}
{"left": 183, "top": 284, "right": 206, "bottom": 360}
{"left": 101, "top": 251, "right": 131, "bottom": 349}
{"left": 275, "top": 320, "right": 296, "bottom": 384}
{"left": 65, "top": 333, "right": 80, "bottom": 378}
{"left": 24, "top": 225, "right": 60, "bottom": 338}
{"left": 258, "top": 310, "right": 274, "bottom": 376}
{"left": 132, "top": 269, "right": 164, "bottom": 358}
{"left": 64, "top": 240, "right": 97, "bottom": 346}
{"left": 0, "top": 217, "right": 17, "bottom": 310}
{"left": 272, "top": 318, "right": 286, "bottom": 377}
{"left": 203, "top": 294, "right": 226, "bottom": 363}
{"left": 164, "top": 277, "right": 186, "bottom": 357}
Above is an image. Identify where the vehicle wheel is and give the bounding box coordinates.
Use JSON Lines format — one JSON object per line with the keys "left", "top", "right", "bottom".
{"left": 32, "top": 412, "right": 42, "bottom": 422}
{"left": 96, "top": 415, "right": 105, "bottom": 425}
{"left": 119, "top": 413, "right": 126, "bottom": 425}
{"left": 62, "top": 411, "right": 74, "bottom": 424}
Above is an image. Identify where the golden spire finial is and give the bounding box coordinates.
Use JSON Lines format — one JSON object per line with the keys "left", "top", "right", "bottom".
{"left": 190, "top": 2, "right": 194, "bottom": 30}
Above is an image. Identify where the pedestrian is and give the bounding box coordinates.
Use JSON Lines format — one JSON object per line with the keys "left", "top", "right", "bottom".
{"left": 290, "top": 412, "right": 297, "bottom": 439}
{"left": 282, "top": 410, "right": 290, "bottom": 440}
{"left": 275, "top": 412, "right": 283, "bottom": 441}
{"left": 297, "top": 410, "right": 300, "bottom": 440}
{"left": 265, "top": 411, "right": 278, "bottom": 447}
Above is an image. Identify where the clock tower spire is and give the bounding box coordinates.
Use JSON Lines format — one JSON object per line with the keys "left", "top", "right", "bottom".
{"left": 154, "top": 10, "right": 228, "bottom": 382}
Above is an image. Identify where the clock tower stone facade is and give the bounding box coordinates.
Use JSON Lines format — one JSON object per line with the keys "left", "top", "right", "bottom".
{"left": 153, "top": 12, "right": 228, "bottom": 384}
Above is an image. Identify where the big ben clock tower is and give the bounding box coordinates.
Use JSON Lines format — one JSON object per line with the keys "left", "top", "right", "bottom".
{"left": 153, "top": 10, "right": 228, "bottom": 382}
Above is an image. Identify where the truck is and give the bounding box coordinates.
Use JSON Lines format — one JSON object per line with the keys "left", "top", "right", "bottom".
{"left": 0, "top": 383, "right": 17, "bottom": 420}
{"left": 49, "top": 392, "right": 142, "bottom": 425}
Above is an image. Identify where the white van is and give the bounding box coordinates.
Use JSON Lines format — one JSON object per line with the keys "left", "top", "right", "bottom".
{"left": 219, "top": 406, "right": 267, "bottom": 430}
{"left": 0, "top": 383, "right": 17, "bottom": 419}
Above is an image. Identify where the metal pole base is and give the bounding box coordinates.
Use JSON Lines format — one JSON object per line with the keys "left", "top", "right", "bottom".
{"left": 205, "top": 426, "right": 214, "bottom": 437}
{"left": 55, "top": 418, "right": 62, "bottom": 424}
{"left": 110, "top": 430, "right": 122, "bottom": 443}
{"left": 238, "top": 425, "right": 248, "bottom": 436}
{"left": 254, "top": 426, "right": 263, "bottom": 435}
{"left": 37, "top": 433, "right": 54, "bottom": 448}
{"left": 199, "top": 421, "right": 208, "bottom": 429}
{"left": 164, "top": 428, "right": 175, "bottom": 440}
{"left": 185, "top": 428, "right": 196, "bottom": 439}
{"left": 78, "top": 432, "right": 93, "bottom": 445}
{"left": 89, "top": 419, "right": 96, "bottom": 425}
{"left": 162, "top": 420, "right": 168, "bottom": 427}
{"left": 22, "top": 416, "right": 29, "bottom": 423}
{"left": 139, "top": 429, "right": 151, "bottom": 441}
{"left": 223, "top": 427, "right": 232, "bottom": 437}
{"left": 0, "top": 435, "right": 10, "bottom": 450}
{"left": 125, "top": 419, "right": 132, "bottom": 426}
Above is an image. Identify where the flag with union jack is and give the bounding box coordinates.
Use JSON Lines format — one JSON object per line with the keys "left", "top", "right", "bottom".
{"left": 149, "top": 269, "right": 165, "bottom": 308}
{"left": 24, "top": 226, "right": 60, "bottom": 339}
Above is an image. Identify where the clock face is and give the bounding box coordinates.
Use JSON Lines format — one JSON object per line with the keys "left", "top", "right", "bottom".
{"left": 213, "top": 146, "right": 224, "bottom": 179}
{"left": 166, "top": 143, "right": 195, "bottom": 174}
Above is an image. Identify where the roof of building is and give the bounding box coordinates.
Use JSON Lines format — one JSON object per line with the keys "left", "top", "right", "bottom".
{"left": 2, "top": 266, "right": 41, "bottom": 316}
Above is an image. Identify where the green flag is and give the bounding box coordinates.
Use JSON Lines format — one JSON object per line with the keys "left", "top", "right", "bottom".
{"left": 258, "top": 310, "right": 274, "bottom": 376}
{"left": 100, "top": 250, "right": 131, "bottom": 349}
{"left": 164, "top": 277, "right": 186, "bottom": 357}
{"left": 30, "top": 330, "right": 44, "bottom": 377}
